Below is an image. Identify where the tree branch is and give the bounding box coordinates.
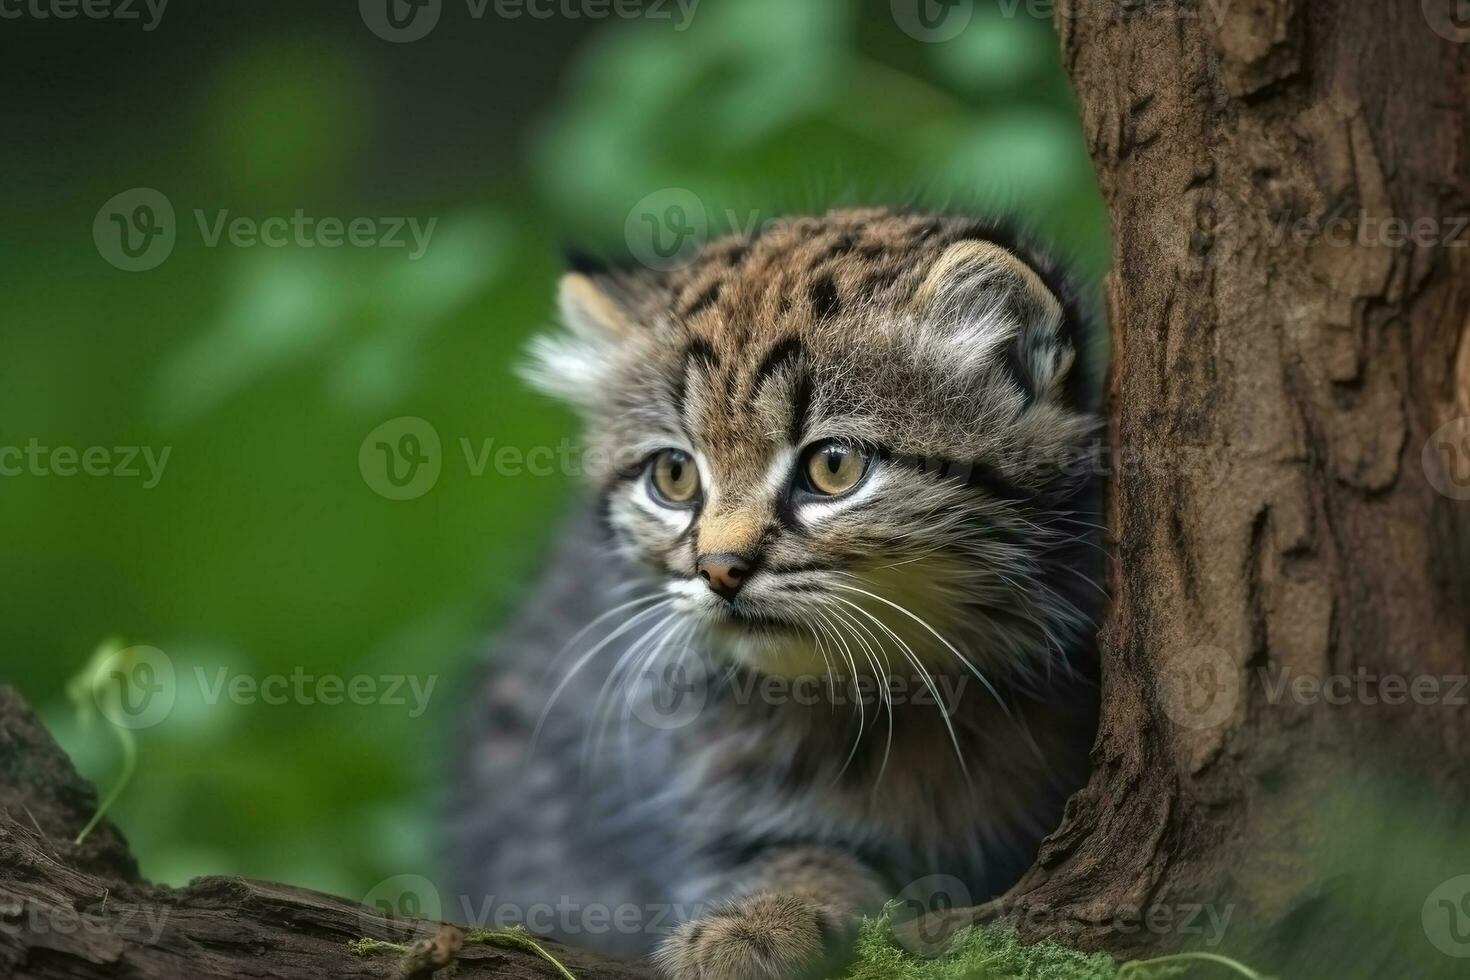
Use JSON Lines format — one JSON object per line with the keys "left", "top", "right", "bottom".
{"left": 0, "top": 686, "right": 655, "bottom": 980}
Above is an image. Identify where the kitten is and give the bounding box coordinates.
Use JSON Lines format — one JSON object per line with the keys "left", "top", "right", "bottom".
{"left": 447, "top": 208, "right": 1104, "bottom": 980}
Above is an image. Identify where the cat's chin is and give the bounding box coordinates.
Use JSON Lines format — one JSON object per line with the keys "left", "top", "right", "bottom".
{"left": 703, "top": 617, "right": 838, "bottom": 680}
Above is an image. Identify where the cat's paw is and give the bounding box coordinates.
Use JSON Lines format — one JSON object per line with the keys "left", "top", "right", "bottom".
{"left": 653, "top": 893, "right": 851, "bottom": 980}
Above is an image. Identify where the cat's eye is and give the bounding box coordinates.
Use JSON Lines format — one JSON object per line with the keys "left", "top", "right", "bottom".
{"left": 649, "top": 449, "right": 700, "bottom": 506}
{"left": 800, "top": 440, "right": 869, "bottom": 497}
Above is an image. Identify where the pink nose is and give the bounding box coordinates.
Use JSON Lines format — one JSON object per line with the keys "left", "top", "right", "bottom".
{"left": 697, "top": 553, "right": 751, "bottom": 600}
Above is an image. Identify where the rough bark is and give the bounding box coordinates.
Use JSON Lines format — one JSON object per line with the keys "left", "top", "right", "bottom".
{"left": 0, "top": 686, "right": 651, "bottom": 980}
{"left": 962, "top": 0, "right": 1470, "bottom": 971}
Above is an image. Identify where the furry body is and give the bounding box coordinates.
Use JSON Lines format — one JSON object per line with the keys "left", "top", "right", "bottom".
{"left": 448, "top": 209, "right": 1104, "bottom": 978}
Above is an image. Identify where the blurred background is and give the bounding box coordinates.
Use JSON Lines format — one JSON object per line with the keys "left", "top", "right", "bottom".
{"left": 0, "top": 0, "right": 1108, "bottom": 899}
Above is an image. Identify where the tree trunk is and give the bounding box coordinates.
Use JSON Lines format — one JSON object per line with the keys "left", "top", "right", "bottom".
{"left": 963, "top": 0, "right": 1470, "bottom": 974}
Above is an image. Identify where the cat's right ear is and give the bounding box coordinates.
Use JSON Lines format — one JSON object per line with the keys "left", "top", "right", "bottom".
{"left": 520, "top": 269, "right": 642, "bottom": 408}
{"left": 557, "top": 270, "right": 640, "bottom": 340}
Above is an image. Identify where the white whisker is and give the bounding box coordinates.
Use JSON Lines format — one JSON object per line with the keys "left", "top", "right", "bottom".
{"left": 831, "top": 594, "right": 970, "bottom": 778}
{"left": 529, "top": 599, "right": 673, "bottom": 759}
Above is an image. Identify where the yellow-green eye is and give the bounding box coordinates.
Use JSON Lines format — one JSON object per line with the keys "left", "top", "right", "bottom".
{"left": 650, "top": 449, "right": 700, "bottom": 505}
{"left": 803, "top": 441, "right": 868, "bottom": 496}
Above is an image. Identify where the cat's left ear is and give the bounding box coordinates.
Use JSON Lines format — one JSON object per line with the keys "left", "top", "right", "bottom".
{"left": 912, "top": 240, "right": 1079, "bottom": 410}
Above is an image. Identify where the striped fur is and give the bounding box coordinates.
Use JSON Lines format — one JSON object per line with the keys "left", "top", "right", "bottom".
{"left": 452, "top": 209, "right": 1105, "bottom": 979}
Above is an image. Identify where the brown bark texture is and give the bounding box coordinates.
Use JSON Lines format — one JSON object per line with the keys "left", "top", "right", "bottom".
{"left": 964, "top": 0, "right": 1470, "bottom": 975}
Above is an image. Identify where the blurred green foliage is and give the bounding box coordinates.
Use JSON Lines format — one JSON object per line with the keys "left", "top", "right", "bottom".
{"left": 1, "top": 0, "right": 1105, "bottom": 899}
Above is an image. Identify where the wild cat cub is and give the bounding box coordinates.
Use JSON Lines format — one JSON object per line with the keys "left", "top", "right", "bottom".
{"left": 448, "top": 208, "right": 1104, "bottom": 979}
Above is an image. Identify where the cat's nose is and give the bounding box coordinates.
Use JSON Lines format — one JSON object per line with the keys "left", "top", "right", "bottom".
{"left": 696, "top": 553, "right": 751, "bottom": 600}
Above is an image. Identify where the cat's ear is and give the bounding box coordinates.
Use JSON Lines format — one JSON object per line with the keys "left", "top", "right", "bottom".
{"left": 557, "top": 270, "right": 641, "bottom": 340}
{"left": 521, "top": 264, "right": 652, "bottom": 408}
{"left": 911, "top": 240, "right": 1078, "bottom": 409}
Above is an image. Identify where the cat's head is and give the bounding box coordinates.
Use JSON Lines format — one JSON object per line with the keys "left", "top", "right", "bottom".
{"left": 525, "top": 208, "right": 1103, "bottom": 680}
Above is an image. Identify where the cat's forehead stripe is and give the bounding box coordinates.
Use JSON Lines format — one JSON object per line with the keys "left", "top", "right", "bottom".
{"left": 749, "top": 336, "right": 804, "bottom": 397}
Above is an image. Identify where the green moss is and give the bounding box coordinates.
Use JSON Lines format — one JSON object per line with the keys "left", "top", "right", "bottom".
{"left": 836, "top": 917, "right": 1277, "bottom": 980}
{"left": 840, "top": 919, "right": 1117, "bottom": 980}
